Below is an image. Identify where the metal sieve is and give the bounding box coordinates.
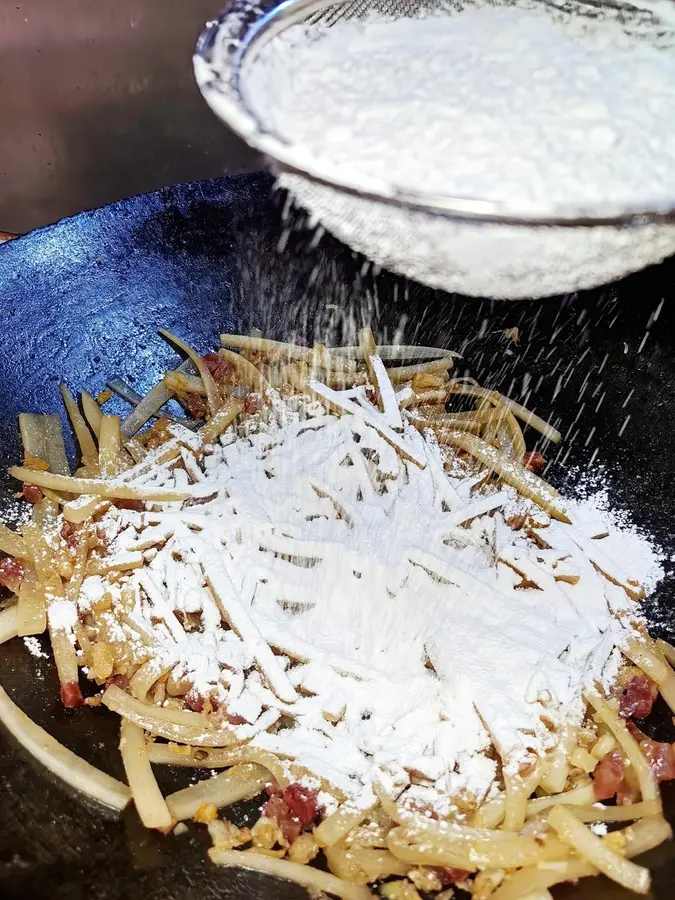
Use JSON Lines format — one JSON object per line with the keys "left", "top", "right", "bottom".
{"left": 194, "top": 0, "right": 675, "bottom": 299}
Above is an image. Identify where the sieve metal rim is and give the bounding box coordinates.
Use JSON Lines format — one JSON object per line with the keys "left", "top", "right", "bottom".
{"left": 194, "top": 0, "right": 675, "bottom": 227}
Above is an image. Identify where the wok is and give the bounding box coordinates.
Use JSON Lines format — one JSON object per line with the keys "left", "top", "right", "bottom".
{"left": 0, "top": 171, "right": 674, "bottom": 899}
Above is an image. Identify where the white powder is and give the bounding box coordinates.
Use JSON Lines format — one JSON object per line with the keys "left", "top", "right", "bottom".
{"left": 229, "top": 1, "right": 675, "bottom": 297}
{"left": 47, "top": 598, "right": 78, "bottom": 634}
{"left": 247, "top": 7, "right": 675, "bottom": 209}
{"left": 23, "top": 636, "right": 48, "bottom": 660}
{"left": 566, "top": 466, "right": 666, "bottom": 595}
{"left": 0, "top": 497, "right": 31, "bottom": 529}
{"left": 78, "top": 376, "right": 663, "bottom": 810}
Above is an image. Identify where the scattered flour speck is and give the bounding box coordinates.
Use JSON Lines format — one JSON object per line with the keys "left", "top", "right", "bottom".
{"left": 23, "top": 636, "right": 48, "bottom": 660}
{"left": 567, "top": 465, "right": 666, "bottom": 594}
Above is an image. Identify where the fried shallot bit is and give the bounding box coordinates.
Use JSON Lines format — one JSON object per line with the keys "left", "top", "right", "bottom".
{"left": 0, "top": 557, "right": 25, "bottom": 590}
{"left": 432, "top": 867, "right": 471, "bottom": 887}
{"left": 620, "top": 675, "right": 658, "bottom": 720}
{"left": 181, "top": 392, "right": 209, "bottom": 421}
{"left": 142, "top": 418, "right": 173, "bottom": 450}
{"left": 592, "top": 750, "right": 625, "bottom": 801}
{"left": 112, "top": 499, "right": 145, "bottom": 512}
{"left": 23, "top": 453, "right": 49, "bottom": 471}
{"left": 628, "top": 722, "right": 675, "bottom": 783}
{"left": 243, "top": 393, "right": 265, "bottom": 415}
{"left": 523, "top": 450, "right": 545, "bottom": 473}
{"left": 60, "top": 520, "right": 79, "bottom": 548}
{"left": 203, "top": 353, "right": 235, "bottom": 384}
{"left": 261, "top": 783, "right": 320, "bottom": 844}
{"left": 21, "top": 484, "right": 44, "bottom": 503}
{"left": 60, "top": 681, "right": 85, "bottom": 709}
{"left": 506, "top": 514, "right": 526, "bottom": 531}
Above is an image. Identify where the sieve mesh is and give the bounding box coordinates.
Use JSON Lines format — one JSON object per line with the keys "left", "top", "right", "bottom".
{"left": 195, "top": 0, "right": 675, "bottom": 298}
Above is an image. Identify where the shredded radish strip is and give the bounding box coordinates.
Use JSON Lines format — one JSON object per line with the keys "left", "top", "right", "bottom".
{"left": 548, "top": 806, "right": 650, "bottom": 894}
{"left": 208, "top": 848, "right": 374, "bottom": 900}
{"left": 0, "top": 607, "right": 18, "bottom": 645}
{"left": 0, "top": 683, "right": 130, "bottom": 810}
{"left": 102, "top": 685, "right": 239, "bottom": 747}
{"left": 159, "top": 329, "right": 223, "bottom": 416}
{"left": 165, "top": 763, "right": 268, "bottom": 820}
{"left": 120, "top": 719, "right": 174, "bottom": 830}
{"left": 310, "top": 379, "right": 427, "bottom": 467}
{"left": 9, "top": 467, "right": 189, "bottom": 502}
{"left": 121, "top": 358, "right": 195, "bottom": 437}
{"left": 0, "top": 329, "right": 671, "bottom": 900}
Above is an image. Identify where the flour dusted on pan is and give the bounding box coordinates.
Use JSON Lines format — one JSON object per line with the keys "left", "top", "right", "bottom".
{"left": 71, "top": 375, "right": 667, "bottom": 812}
{"left": 23, "top": 636, "right": 48, "bottom": 660}
{"left": 0, "top": 496, "right": 31, "bottom": 530}
{"left": 567, "top": 465, "right": 665, "bottom": 595}
{"left": 244, "top": 2, "right": 675, "bottom": 209}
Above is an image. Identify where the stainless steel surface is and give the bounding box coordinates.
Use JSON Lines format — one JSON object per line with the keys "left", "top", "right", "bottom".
{"left": 0, "top": 0, "right": 261, "bottom": 233}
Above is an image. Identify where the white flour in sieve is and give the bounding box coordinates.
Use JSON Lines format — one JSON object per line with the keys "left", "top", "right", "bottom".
{"left": 246, "top": 4, "right": 675, "bottom": 209}
{"left": 236, "top": 1, "right": 675, "bottom": 298}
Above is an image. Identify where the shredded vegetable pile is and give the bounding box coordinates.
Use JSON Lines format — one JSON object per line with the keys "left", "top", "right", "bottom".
{"left": 0, "top": 327, "right": 674, "bottom": 900}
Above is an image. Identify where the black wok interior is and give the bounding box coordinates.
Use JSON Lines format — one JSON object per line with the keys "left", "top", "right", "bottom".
{"left": 1, "top": 171, "right": 674, "bottom": 899}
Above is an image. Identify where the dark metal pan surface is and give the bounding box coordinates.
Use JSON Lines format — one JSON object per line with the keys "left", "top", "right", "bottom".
{"left": 0, "top": 172, "right": 674, "bottom": 899}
